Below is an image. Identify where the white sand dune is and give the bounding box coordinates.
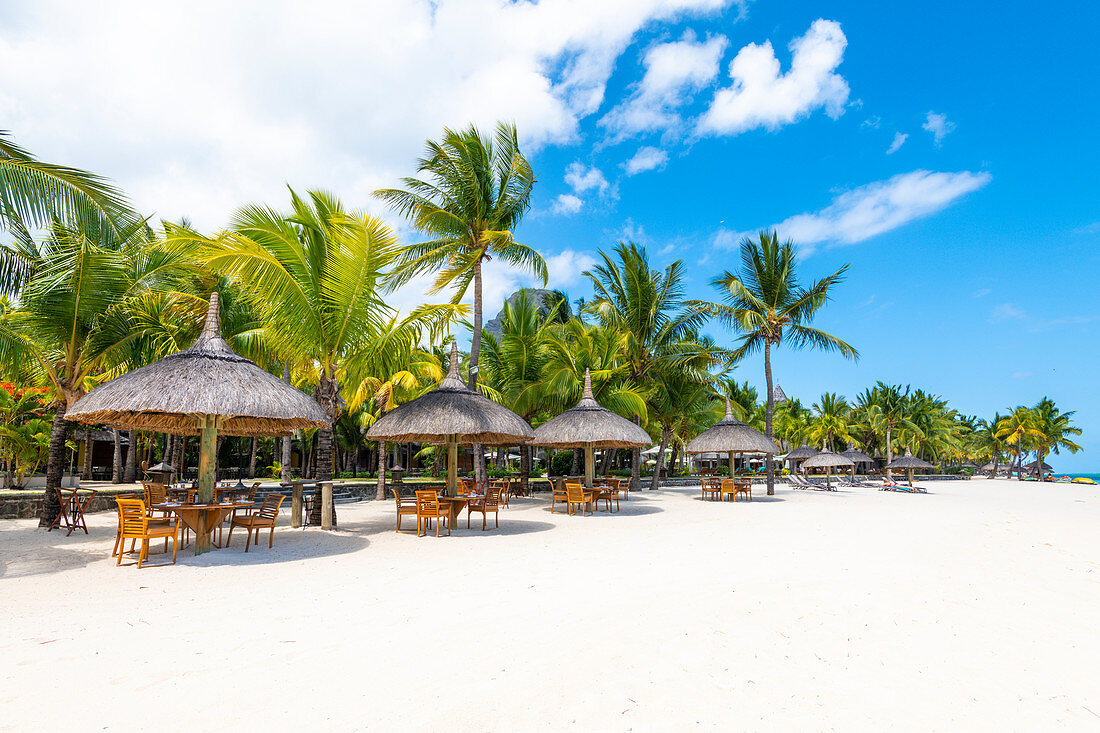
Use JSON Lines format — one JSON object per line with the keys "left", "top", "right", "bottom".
{"left": 2, "top": 478, "right": 1099, "bottom": 730}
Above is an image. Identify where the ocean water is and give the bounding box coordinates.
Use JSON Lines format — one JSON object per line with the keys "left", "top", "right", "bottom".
{"left": 1068, "top": 473, "right": 1100, "bottom": 482}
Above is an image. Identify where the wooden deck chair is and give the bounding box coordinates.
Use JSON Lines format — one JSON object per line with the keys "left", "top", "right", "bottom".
{"left": 565, "top": 482, "right": 593, "bottom": 516}
{"left": 719, "top": 479, "right": 738, "bottom": 502}
{"left": 415, "top": 490, "right": 450, "bottom": 537}
{"left": 467, "top": 487, "right": 501, "bottom": 530}
{"left": 227, "top": 494, "right": 285, "bottom": 552}
{"left": 550, "top": 479, "right": 569, "bottom": 514}
{"left": 115, "top": 497, "right": 179, "bottom": 568}
{"left": 391, "top": 485, "right": 418, "bottom": 533}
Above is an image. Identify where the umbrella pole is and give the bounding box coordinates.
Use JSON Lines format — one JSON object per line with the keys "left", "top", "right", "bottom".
{"left": 908, "top": 469, "right": 913, "bottom": 488}
{"left": 826, "top": 468, "right": 831, "bottom": 490}
{"left": 446, "top": 437, "right": 457, "bottom": 497}
{"left": 728, "top": 451, "right": 734, "bottom": 478}
{"left": 584, "top": 444, "right": 595, "bottom": 489}
{"left": 195, "top": 414, "right": 218, "bottom": 555}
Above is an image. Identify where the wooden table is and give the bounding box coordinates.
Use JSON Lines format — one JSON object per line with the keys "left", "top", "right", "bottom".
{"left": 155, "top": 501, "right": 254, "bottom": 554}
{"left": 437, "top": 496, "right": 469, "bottom": 529}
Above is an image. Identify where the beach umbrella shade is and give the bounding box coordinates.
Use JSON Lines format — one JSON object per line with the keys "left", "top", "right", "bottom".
{"left": 800, "top": 450, "right": 854, "bottom": 490}
{"left": 783, "top": 442, "right": 818, "bottom": 473}
{"left": 66, "top": 293, "right": 330, "bottom": 552}
{"left": 366, "top": 343, "right": 533, "bottom": 496}
{"left": 1022, "top": 459, "right": 1054, "bottom": 478}
{"left": 146, "top": 461, "right": 176, "bottom": 484}
{"left": 887, "top": 448, "right": 934, "bottom": 487}
{"left": 531, "top": 369, "right": 651, "bottom": 489}
{"left": 841, "top": 447, "right": 875, "bottom": 480}
{"left": 684, "top": 398, "right": 779, "bottom": 477}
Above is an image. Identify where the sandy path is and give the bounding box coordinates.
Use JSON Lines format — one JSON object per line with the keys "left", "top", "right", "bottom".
{"left": 2, "top": 478, "right": 1099, "bottom": 731}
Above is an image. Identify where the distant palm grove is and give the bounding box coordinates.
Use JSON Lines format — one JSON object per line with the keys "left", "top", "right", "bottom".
{"left": 0, "top": 125, "right": 1082, "bottom": 521}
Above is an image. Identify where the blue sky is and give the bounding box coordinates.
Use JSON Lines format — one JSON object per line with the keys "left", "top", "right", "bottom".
{"left": 1, "top": 0, "right": 1096, "bottom": 468}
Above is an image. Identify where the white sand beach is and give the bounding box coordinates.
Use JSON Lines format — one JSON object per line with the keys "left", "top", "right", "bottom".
{"left": 2, "top": 478, "right": 1099, "bottom": 731}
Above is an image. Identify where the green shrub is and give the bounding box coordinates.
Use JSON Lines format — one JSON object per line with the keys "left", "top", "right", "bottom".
{"left": 549, "top": 450, "right": 574, "bottom": 476}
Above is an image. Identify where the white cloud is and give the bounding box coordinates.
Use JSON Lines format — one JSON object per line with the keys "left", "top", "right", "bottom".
{"left": 600, "top": 31, "right": 728, "bottom": 142}
{"left": 972, "top": 288, "right": 991, "bottom": 298}
{"left": 552, "top": 194, "right": 584, "bottom": 215}
{"left": 697, "top": 19, "right": 850, "bottom": 136}
{"left": 623, "top": 146, "right": 670, "bottom": 175}
{"left": 0, "top": 0, "right": 732, "bottom": 229}
{"left": 564, "top": 162, "right": 609, "bottom": 194}
{"left": 991, "top": 303, "right": 1025, "bottom": 322}
{"left": 886, "top": 132, "right": 908, "bottom": 155}
{"left": 715, "top": 169, "right": 992, "bottom": 251}
{"left": 544, "top": 249, "right": 598, "bottom": 288}
{"left": 922, "top": 111, "right": 955, "bottom": 145}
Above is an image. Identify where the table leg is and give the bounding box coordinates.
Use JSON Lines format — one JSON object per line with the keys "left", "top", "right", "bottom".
{"left": 195, "top": 511, "right": 211, "bottom": 555}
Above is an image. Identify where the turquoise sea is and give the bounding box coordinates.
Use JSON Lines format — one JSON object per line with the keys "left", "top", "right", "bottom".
{"left": 1067, "top": 473, "right": 1100, "bottom": 482}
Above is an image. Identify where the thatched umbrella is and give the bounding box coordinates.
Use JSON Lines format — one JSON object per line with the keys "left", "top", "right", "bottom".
{"left": 886, "top": 448, "right": 934, "bottom": 487}
{"left": 146, "top": 461, "right": 176, "bottom": 484}
{"left": 684, "top": 398, "right": 779, "bottom": 477}
{"left": 841, "top": 447, "right": 874, "bottom": 480}
{"left": 800, "top": 450, "right": 854, "bottom": 490}
{"left": 532, "top": 369, "right": 651, "bottom": 488}
{"left": 785, "top": 442, "right": 818, "bottom": 473}
{"left": 366, "top": 343, "right": 533, "bottom": 496}
{"left": 66, "top": 293, "right": 329, "bottom": 551}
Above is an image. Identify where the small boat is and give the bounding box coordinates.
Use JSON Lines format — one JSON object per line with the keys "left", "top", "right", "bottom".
{"left": 1072, "top": 476, "right": 1097, "bottom": 485}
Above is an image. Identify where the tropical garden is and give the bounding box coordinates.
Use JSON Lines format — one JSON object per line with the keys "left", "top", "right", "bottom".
{"left": 0, "top": 125, "right": 1083, "bottom": 526}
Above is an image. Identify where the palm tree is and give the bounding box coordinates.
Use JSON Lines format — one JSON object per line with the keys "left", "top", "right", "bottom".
{"left": 995, "top": 406, "right": 1043, "bottom": 480}
{"left": 697, "top": 231, "right": 857, "bottom": 495}
{"left": 1031, "top": 398, "right": 1082, "bottom": 477}
{"left": 809, "top": 392, "right": 851, "bottom": 451}
{"left": 187, "top": 190, "right": 429, "bottom": 521}
{"left": 973, "top": 413, "right": 1007, "bottom": 476}
{"left": 857, "top": 383, "right": 918, "bottom": 479}
{"left": 0, "top": 217, "right": 182, "bottom": 525}
{"left": 585, "top": 242, "right": 709, "bottom": 490}
{"left": 375, "top": 122, "right": 546, "bottom": 484}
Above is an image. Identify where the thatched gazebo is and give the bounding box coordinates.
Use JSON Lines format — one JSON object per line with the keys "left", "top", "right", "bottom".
{"left": 684, "top": 398, "right": 779, "bottom": 478}
{"left": 1023, "top": 459, "right": 1053, "bottom": 478}
{"left": 66, "top": 293, "right": 330, "bottom": 552}
{"left": 800, "top": 450, "right": 854, "bottom": 490}
{"left": 531, "top": 369, "right": 651, "bottom": 489}
{"left": 146, "top": 461, "right": 176, "bottom": 484}
{"left": 887, "top": 449, "right": 934, "bottom": 487}
{"left": 366, "top": 343, "right": 533, "bottom": 496}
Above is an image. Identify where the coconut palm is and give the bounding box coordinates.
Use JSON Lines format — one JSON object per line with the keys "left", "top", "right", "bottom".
{"left": 1031, "top": 398, "right": 1081, "bottom": 477}
{"left": 856, "top": 383, "right": 919, "bottom": 479}
{"left": 376, "top": 122, "right": 545, "bottom": 483}
{"left": 585, "top": 242, "right": 711, "bottom": 489}
{"left": 809, "top": 392, "right": 852, "bottom": 452}
{"left": 696, "top": 230, "right": 857, "bottom": 494}
{"left": 187, "top": 189, "right": 444, "bottom": 521}
{"left": 995, "top": 406, "right": 1043, "bottom": 480}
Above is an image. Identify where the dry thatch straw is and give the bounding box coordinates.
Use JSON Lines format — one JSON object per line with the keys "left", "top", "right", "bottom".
{"left": 366, "top": 342, "right": 533, "bottom": 446}
{"left": 840, "top": 448, "right": 875, "bottom": 464}
{"left": 801, "top": 450, "right": 855, "bottom": 470}
{"left": 886, "top": 449, "right": 934, "bottom": 470}
{"left": 531, "top": 370, "right": 651, "bottom": 449}
{"left": 683, "top": 398, "right": 779, "bottom": 455}
{"left": 785, "top": 443, "right": 818, "bottom": 461}
{"left": 66, "top": 293, "right": 329, "bottom": 437}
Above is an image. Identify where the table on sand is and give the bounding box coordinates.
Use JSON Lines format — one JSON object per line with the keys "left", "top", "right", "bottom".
{"left": 155, "top": 501, "right": 254, "bottom": 552}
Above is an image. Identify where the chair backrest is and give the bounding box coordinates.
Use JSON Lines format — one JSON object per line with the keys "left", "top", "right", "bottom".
{"left": 551, "top": 479, "right": 568, "bottom": 498}
{"left": 484, "top": 487, "right": 501, "bottom": 509}
{"left": 248, "top": 482, "right": 260, "bottom": 500}
{"left": 720, "top": 478, "right": 737, "bottom": 492}
{"left": 415, "top": 490, "right": 439, "bottom": 512}
{"left": 116, "top": 497, "right": 148, "bottom": 535}
{"left": 143, "top": 482, "right": 167, "bottom": 505}
{"left": 565, "top": 482, "right": 585, "bottom": 502}
{"left": 258, "top": 493, "right": 284, "bottom": 520}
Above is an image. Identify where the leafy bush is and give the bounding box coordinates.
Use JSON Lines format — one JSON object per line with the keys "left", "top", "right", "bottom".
{"left": 549, "top": 450, "right": 574, "bottom": 476}
{"left": 265, "top": 461, "right": 282, "bottom": 479}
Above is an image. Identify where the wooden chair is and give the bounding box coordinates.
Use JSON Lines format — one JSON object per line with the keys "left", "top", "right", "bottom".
{"left": 594, "top": 480, "right": 618, "bottom": 512}
{"left": 227, "top": 494, "right": 285, "bottom": 552}
{"left": 391, "top": 486, "right": 418, "bottom": 533}
{"left": 499, "top": 478, "right": 512, "bottom": 508}
{"left": 701, "top": 477, "right": 721, "bottom": 501}
{"left": 415, "top": 490, "right": 450, "bottom": 537}
{"left": 467, "top": 487, "right": 501, "bottom": 530}
{"left": 735, "top": 479, "right": 752, "bottom": 502}
{"left": 565, "top": 482, "right": 593, "bottom": 516}
{"left": 457, "top": 478, "right": 475, "bottom": 496}
{"left": 115, "top": 497, "right": 179, "bottom": 568}
{"left": 550, "top": 479, "right": 569, "bottom": 514}
{"left": 719, "top": 478, "right": 738, "bottom": 502}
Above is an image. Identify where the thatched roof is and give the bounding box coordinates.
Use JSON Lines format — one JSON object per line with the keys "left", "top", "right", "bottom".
{"left": 66, "top": 294, "right": 330, "bottom": 437}
{"left": 683, "top": 398, "right": 779, "bottom": 454}
{"left": 532, "top": 369, "right": 651, "bottom": 449}
{"left": 840, "top": 448, "right": 875, "bottom": 464}
{"left": 887, "top": 449, "right": 934, "bottom": 470}
{"left": 801, "top": 450, "right": 854, "bottom": 469}
{"left": 1023, "top": 460, "right": 1053, "bottom": 470}
{"left": 786, "top": 443, "right": 818, "bottom": 460}
{"left": 147, "top": 462, "right": 175, "bottom": 473}
{"left": 366, "top": 343, "right": 533, "bottom": 446}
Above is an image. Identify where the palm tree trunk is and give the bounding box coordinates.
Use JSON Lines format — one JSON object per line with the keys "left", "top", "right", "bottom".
{"left": 248, "top": 437, "right": 257, "bottom": 478}
{"left": 520, "top": 444, "right": 530, "bottom": 496}
{"left": 112, "top": 429, "right": 122, "bottom": 483}
{"left": 376, "top": 440, "right": 387, "bottom": 500}
{"left": 81, "top": 434, "right": 93, "bottom": 480}
{"left": 764, "top": 341, "right": 775, "bottom": 496}
{"left": 124, "top": 430, "right": 136, "bottom": 483}
{"left": 570, "top": 448, "right": 583, "bottom": 475}
{"left": 885, "top": 424, "right": 893, "bottom": 480}
{"left": 39, "top": 403, "right": 71, "bottom": 527}
{"left": 649, "top": 426, "right": 671, "bottom": 490}
{"left": 468, "top": 258, "right": 488, "bottom": 486}
{"left": 630, "top": 415, "right": 642, "bottom": 492}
